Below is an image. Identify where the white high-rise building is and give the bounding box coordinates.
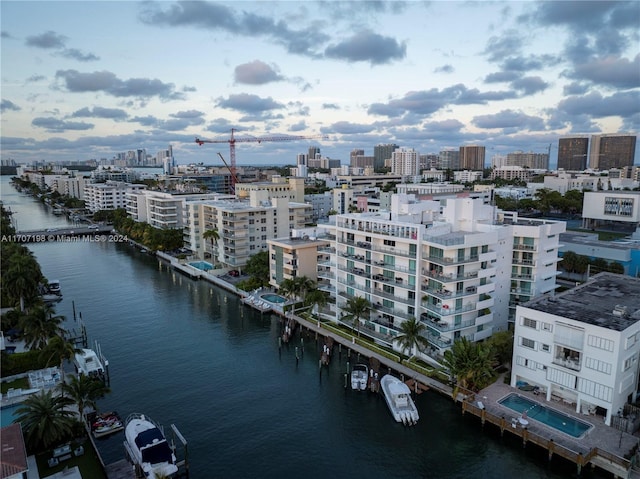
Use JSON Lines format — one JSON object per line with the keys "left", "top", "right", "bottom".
{"left": 391, "top": 148, "right": 420, "bottom": 176}
{"left": 84, "top": 181, "right": 144, "bottom": 212}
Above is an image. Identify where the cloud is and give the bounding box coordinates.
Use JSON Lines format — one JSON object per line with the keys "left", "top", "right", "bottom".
{"left": 60, "top": 48, "right": 100, "bottom": 62}
{"left": 500, "top": 54, "right": 559, "bottom": 72}
{"left": 1, "top": 99, "right": 21, "bottom": 113}
{"left": 484, "top": 71, "right": 521, "bottom": 83}
{"left": 483, "top": 30, "right": 523, "bottom": 63}
{"left": 324, "top": 30, "right": 406, "bottom": 65}
{"left": 215, "top": 93, "right": 284, "bottom": 113}
{"left": 26, "top": 31, "right": 67, "bottom": 49}
{"left": 434, "top": 64, "right": 454, "bottom": 74}
{"left": 289, "top": 120, "right": 307, "bottom": 132}
{"left": 32, "top": 117, "right": 94, "bottom": 132}
{"left": 138, "top": 1, "right": 329, "bottom": 58}
{"left": 525, "top": 1, "right": 637, "bottom": 31}
{"left": 55, "top": 70, "right": 184, "bottom": 100}
{"left": 70, "top": 107, "right": 129, "bottom": 120}
{"left": 234, "top": 60, "right": 283, "bottom": 85}
{"left": 322, "top": 103, "right": 340, "bottom": 110}
{"left": 1, "top": 31, "right": 13, "bottom": 39}
{"left": 327, "top": 121, "right": 377, "bottom": 134}
{"left": 472, "top": 109, "right": 546, "bottom": 131}
{"left": 25, "top": 75, "right": 46, "bottom": 83}
{"left": 368, "top": 84, "right": 516, "bottom": 117}
{"left": 131, "top": 110, "right": 206, "bottom": 131}
{"left": 557, "top": 90, "right": 640, "bottom": 118}
{"left": 511, "top": 76, "right": 549, "bottom": 95}
{"left": 566, "top": 54, "right": 640, "bottom": 89}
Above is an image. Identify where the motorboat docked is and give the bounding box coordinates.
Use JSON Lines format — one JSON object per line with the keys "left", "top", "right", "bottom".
{"left": 74, "top": 348, "right": 106, "bottom": 379}
{"left": 48, "top": 280, "right": 61, "bottom": 295}
{"left": 380, "top": 374, "right": 419, "bottom": 425}
{"left": 89, "top": 411, "right": 124, "bottom": 438}
{"left": 124, "top": 413, "right": 178, "bottom": 479}
{"left": 351, "top": 363, "right": 369, "bottom": 391}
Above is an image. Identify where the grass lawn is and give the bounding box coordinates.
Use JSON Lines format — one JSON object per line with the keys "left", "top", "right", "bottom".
{"left": 0, "top": 377, "right": 29, "bottom": 394}
{"left": 35, "top": 439, "right": 107, "bottom": 479}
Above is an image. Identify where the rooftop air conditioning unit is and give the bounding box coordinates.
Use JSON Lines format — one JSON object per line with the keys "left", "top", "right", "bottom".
{"left": 613, "top": 305, "right": 628, "bottom": 317}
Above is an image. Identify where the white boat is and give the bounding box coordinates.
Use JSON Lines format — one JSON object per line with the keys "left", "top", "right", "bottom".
{"left": 74, "top": 348, "right": 106, "bottom": 379}
{"left": 48, "top": 280, "right": 61, "bottom": 295}
{"left": 351, "top": 363, "right": 369, "bottom": 391}
{"left": 124, "top": 413, "right": 178, "bottom": 479}
{"left": 380, "top": 374, "right": 419, "bottom": 425}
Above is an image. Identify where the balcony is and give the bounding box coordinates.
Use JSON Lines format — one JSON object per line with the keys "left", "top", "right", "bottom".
{"left": 512, "top": 258, "right": 535, "bottom": 266}
{"left": 422, "top": 302, "right": 476, "bottom": 317}
{"left": 552, "top": 356, "right": 581, "bottom": 372}
{"left": 420, "top": 286, "right": 478, "bottom": 301}
{"left": 513, "top": 244, "right": 536, "bottom": 251}
{"left": 422, "top": 254, "right": 480, "bottom": 266}
{"left": 421, "top": 314, "right": 477, "bottom": 333}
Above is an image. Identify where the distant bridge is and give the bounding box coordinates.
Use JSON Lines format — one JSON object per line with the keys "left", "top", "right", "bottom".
{"left": 6, "top": 226, "right": 117, "bottom": 243}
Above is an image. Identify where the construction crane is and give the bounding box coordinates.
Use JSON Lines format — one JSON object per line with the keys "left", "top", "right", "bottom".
{"left": 195, "top": 128, "right": 328, "bottom": 190}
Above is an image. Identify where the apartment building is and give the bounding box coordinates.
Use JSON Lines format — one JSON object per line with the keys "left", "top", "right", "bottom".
{"left": 186, "top": 191, "right": 312, "bottom": 269}
{"left": 235, "top": 176, "right": 305, "bottom": 203}
{"left": 84, "top": 181, "right": 145, "bottom": 213}
{"left": 511, "top": 273, "right": 640, "bottom": 426}
{"left": 582, "top": 191, "right": 640, "bottom": 231}
{"left": 267, "top": 234, "right": 331, "bottom": 288}
{"left": 125, "top": 190, "right": 231, "bottom": 229}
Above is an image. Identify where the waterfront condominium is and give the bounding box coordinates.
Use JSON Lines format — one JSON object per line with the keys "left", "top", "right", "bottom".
{"left": 185, "top": 191, "right": 312, "bottom": 269}
{"left": 511, "top": 273, "right": 640, "bottom": 426}
{"left": 313, "top": 195, "right": 564, "bottom": 361}
{"left": 84, "top": 181, "right": 145, "bottom": 213}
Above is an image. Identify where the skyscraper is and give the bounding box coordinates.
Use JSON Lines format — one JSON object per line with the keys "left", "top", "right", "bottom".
{"left": 506, "top": 151, "right": 549, "bottom": 169}
{"left": 373, "top": 144, "right": 399, "bottom": 171}
{"left": 350, "top": 149, "right": 365, "bottom": 167}
{"left": 439, "top": 149, "right": 460, "bottom": 170}
{"left": 459, "top": 145, "right": 486, "bottom": 170}
{"left": 391, "top": 148, "right": 419, "bottom": 176}
{"left": 308, "top": 146, "right": 320, "bottom": 161}
{"left": 558, "top": 137, "right": 589, "bottom": 170}
{"left": 589, "top": 134, "right": 637, "bottom": 170}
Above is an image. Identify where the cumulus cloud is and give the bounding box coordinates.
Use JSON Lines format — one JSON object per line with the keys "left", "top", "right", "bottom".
{"left": 139, "top": 1, "right": 329, "bottom": 58}
{"left": 234, "top": 60, "right": 283, "bottom": 85}
{"left": 484, "top": 71, "right": 521, "bottom": 83}
{"left": 472, "top": 109, "right": 546, "bottom": 131}
{"left": 70, "top": 107, "right": 129, "bottom": 120}
{"left": 289, "top": 120, "right": 307, "bottom": 132}
{"left": 483, "top": 30, "right": 523, "bottom": 63}
{"left": 557, "top": 90, "right": 640, "bottom": 118}
{"left": 215, "top": 93, "right": 284, "bottom": 113}
{"left": 60, "top": 48, "right": 100, "bottom": 62}
{"left": 32, "top": 117, "right": 93, "bottom": 132}
{"left": 1, "top": 99, "right": 21, "bottom": 113}
{"left": 324, "top": 30, "right": 406, "bottom": 65}
{"left": 511, "top": 76, "right": 549, "bottom": 95}
{"left": 25, "top": 75, "right": 46, "bottom": 83}
{"left": 55, "top": 70, "right": 184, "bottom": 100}
{"left": 322, "top": 103, "right": 340, "bottom": 110}
{"left": 26, "top": 31, "right": 67, "bottom": 49}
{"left": 434, "top": 64, "right": 454, "bottom": 74}
{"left": 327, "top": 121, "right": 376, "bottom": 134}
{"left": 131, "top": 110, "right": 206, "bottom": 131}
{"left": 368, "top": 84, "right": 516, "bottom": 117}
{"left": 566, "top": 54, "right": 640, "bottom": 89}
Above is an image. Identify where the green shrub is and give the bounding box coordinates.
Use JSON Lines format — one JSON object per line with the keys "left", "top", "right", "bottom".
{"left": 1, "top": 351, "right": 48, "bottom": 377}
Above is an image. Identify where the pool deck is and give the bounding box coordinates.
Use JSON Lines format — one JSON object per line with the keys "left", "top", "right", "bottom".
{"left": 471, "top": 380, "right": 638, "bottom": 476}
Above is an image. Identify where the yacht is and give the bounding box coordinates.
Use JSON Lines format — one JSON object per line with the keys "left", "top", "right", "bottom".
{"left": 74, "top": 348, "right": 106, "bottom": 380}
{"left": 350, "top": 363, "right": 369, "bottom": 391}
{"left": 380, "top": 374, "right": 419, "bottom": 425}
{"left": 124, "top": 413, "right": 178, "bottom": 479}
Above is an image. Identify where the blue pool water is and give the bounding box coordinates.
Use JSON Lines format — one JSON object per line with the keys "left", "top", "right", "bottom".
{"left": 499, "top": 393, "right": 592, "bottom": 438}
{"left": 189, "top": 261, "right": 213, "bottom": 271}
{"left": 261, "top": 293, "right": 287, "bottom": 304}
{"left": 1, "top": 404, "right": 21, "bottom": 427}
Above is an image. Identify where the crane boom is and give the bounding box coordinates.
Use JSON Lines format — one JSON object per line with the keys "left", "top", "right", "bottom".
{"left": 195, "top": 128, "right": 328, "bottom": 191}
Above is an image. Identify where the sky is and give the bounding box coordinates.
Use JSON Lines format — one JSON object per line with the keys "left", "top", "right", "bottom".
{"left": 1, "top": 1, "right": 639, "bottom": 167}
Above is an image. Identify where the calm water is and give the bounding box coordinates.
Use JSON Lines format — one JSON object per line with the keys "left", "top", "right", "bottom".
{"left": 1, "top": 176, "right": 605, "bottom": 478}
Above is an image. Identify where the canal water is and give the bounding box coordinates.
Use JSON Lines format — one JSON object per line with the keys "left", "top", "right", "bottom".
{"left": 1, "top": 177, "right": 605, "bottom": 478}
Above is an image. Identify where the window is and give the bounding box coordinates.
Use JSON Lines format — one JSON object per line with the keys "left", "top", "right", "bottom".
{"left": 541, "top": 344, "right": 550, "bottom": 352}
{"left": 523, "top": 317, "right": 537, "bottom": 329}
{"left": 521, "top": 337, "right": 535, "bottom": 349}
{"left": 541, "top": 322, "right": 552, "bottom": 332}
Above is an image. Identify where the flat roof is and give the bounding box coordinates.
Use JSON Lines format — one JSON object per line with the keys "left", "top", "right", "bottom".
{"left": 524, "top": 272, "right": 640, "bottom": 331}
{"left": 560, "top": 232, "right": 640, "bottom": 251}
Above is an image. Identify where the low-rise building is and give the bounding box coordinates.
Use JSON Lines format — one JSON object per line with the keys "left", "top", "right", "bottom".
{"left": 84, "top": 181, "right": 144, "bottom": 212}
{"left": 511, "top": 273, "right": 640, "bottom": 426}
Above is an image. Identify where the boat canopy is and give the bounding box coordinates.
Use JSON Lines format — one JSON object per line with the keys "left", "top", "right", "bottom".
{"left": 136, "top": 428, "right": 173, "bottom": 465}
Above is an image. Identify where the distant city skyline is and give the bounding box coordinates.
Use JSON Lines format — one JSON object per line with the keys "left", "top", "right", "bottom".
{"left": 1, "top": 1, "right": 638, "bottom": 166}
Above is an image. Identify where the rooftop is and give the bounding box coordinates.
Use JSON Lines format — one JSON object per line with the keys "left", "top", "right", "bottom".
{"left": 524, "top": 272, "right": 640, "bottom": 331}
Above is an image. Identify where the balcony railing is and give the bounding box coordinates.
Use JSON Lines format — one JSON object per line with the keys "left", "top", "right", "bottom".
{"left": 422, "top": 302, "right": 476, "bottom": 317}
{"left": 552, "top": 357, "right": 581, "bottom": 372}
{"left": 421, "top": 315, "right": 477, "bottom": 332}
{"left": 422, "top": 254, "right": 480, "bottom": 265}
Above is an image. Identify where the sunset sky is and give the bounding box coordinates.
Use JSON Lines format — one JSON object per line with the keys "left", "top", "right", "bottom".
{"left": 1, "top": 1, "right": 638, "bottom": 166}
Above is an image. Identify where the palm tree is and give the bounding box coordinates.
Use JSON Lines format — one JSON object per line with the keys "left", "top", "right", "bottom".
{"left": 3, "top": 251, "right": 42, "bottom": 311}
{"left": 293, "top": 276, "right": 316, "bottom": 304}
{"left": 40, "top": 334, "right": 80, "bottom": 382}
{"left": 278, "top": 278, "right": 298, "bottom": 301}
{"left": 393, "top": 317, "right": 429, "bottom": 361}
{"left": 20, "top": 304, "right": 65, "bottom": 350}
{"left": 441, "top": 337, "right": 495, "bottom": 397}
{"left": 341, "top": 296, "right": 370, "bottom": 337}
{"left": 202, "top": 228, "right": 220, "bottom": 263}
{"left": 14, "top": 390, "right": 76, "bottom": 451}
{"left": 61, "top": 374, "right": 110, "bottom": 420}
{"left": 304, "top": 288, "right": 328, "bottom": 315}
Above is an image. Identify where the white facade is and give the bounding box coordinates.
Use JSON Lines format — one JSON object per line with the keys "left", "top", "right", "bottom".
{"left": 511, "top": 273, "right": 640, "bottom": 426}
{"left": 84, "top": 181, "right": 144, "bottom": 213}
{"left": 312, "top": 196, "right": 564, "bottom": 361}
{"left": 582, "top": 191, "right": 640, "bottom": 227}
{"left": 391, "top": 148, "right": 420, "bottom": 176}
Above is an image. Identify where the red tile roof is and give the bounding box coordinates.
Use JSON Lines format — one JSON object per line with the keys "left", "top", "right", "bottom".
{"left": 1, "top": 423, "right": 28, "bottom": 479}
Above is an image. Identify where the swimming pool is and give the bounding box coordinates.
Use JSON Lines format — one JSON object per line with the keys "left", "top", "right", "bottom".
{"left": 499, "top": 393, "right": 592, "bottom": 438}
{"left": 189, "top": 261, "right": 213, "bottom": 271}
{"left": 261, "top": 293, "right": 287, "bottom": 304}
{"left": 1, "top": 404, "right": 21, "bottom": 427}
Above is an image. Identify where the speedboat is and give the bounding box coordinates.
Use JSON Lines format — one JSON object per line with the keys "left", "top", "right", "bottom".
{"left": 124, "top": 413, "right": 178, "bottom": 479}
{"left": 380, "top": 374, "right": 419, "bottom": 425}
{"left": 48, "top": 280, "right": 61, "bottom": 295}
{"left": 351, "top": 363, "right": 369, "bottom": 391}
{"left": 74, "top": 348, "right": 106, "bottom": 379}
